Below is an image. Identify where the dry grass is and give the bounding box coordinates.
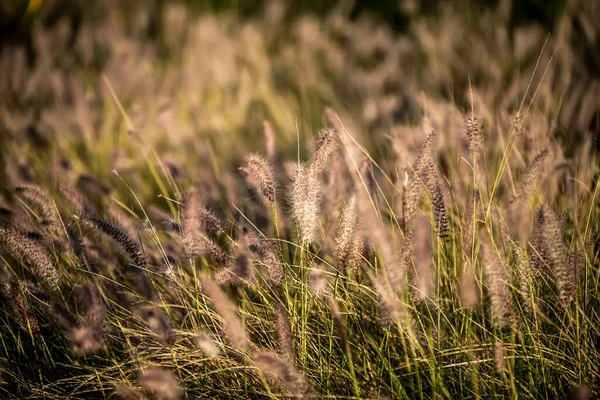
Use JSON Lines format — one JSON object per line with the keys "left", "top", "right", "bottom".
{"left": 0, "top": 1, "right": 598, "bottom": 399}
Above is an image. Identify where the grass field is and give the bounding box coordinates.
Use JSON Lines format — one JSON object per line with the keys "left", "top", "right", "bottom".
{"left": 0, "top": 1, "right": 599, "bottom": 398}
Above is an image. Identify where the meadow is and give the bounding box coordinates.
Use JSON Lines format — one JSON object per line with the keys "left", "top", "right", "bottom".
{"left": 0, "top": 1, "right": 598, "bottom": 398}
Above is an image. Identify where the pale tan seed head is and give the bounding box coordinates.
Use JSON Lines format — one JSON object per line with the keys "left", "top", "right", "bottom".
{"left": 274, "top": 303, "right": 294, "bottom": 361}
{"left": 201, "top": 277, "right": 248, "bottom": 352}
{"left": 140, "top": 367, "right": 183, "bottom": 400}
{"left": 241, "top": 153, "right": 277, "bottom": 205}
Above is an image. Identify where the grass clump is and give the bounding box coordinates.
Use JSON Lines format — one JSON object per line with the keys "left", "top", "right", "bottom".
{"left": 0, "top": 1, "right": 598, "bottom": 399}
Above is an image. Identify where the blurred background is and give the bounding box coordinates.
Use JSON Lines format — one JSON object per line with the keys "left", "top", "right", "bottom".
{"left": 0, "top": 0, "right": 598, "bottom": 191}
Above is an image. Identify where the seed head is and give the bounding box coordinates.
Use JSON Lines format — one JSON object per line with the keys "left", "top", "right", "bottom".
{"left": 140, "top": 367, "right": 183, "bottom": 400}
{"left": 274, "top": 303, "right": 294, "bottom": 361}
{"left": 0, "top": 228, "right": 59, "bottom": 287}
{"left": 201, "top": 277, "right": 248, "bottom": 351}
{"left": 241, "top": 153, "right": 277, "bottom": 205}
{"left": 481, "top": 235, "right": 513, "bottom": 328}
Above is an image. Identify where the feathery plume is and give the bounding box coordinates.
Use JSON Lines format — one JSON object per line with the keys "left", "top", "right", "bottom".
{"left": 181, "top": 187, "right": 222, "bottom": 236}
{"left": 274, "top": 303, "right": 294, "bottom": 361}
{"left": 510, "top": 148, "right": 550, "bottom": 205}
{"left": 412, "top": 214, "right": 434, "bottom": 303}
{"left": 187, "top": 231, "right": 229, "bottom": 265}
{"left": 75, "top": 214, "right": 146, "bottom": 268}
{"left": 421, "top": 158, "right": 448, "bottom": 237}
{"left": 494, "top": 340, "right": 507, "bottom": 373}
{"left": 140, "top": 307, "right": 175, "bottom": 345}
{"left": 29, "top": 284, "right": 103, "bottom": 355}
{"left": 201, "top": 277, "right": 248, "bottom": 351}
{"left": 310, "top": 128, "right": 337, "bottom": 174}
{"left": 481, "top": 235, "right": 513, "bottom": 328}
{"left": 181, "top": 188, "right": 227, "bottom": 262}
{"left": 15, "top": 184, "right": 61, "bottom": 229}
{"left": 308, "top": 267, "right": 330, "bottom": 298}
{"left": 195, "top": 330, "right": 221, "bottom": 359}
{"left": 0, "top": 228, "right": 59, "bottom": 287}
{"left": 568, "top": 385, "right": 591, "bottom": 400}
{"left": 290, "top": 163, "right": 321, "bottom": 244}
{"left": 5, "top": 281, "right": 40, "bottom": 336}
{"left": 334, "top": 198, "right": 356, "bottom": 264}
{"left": 243, "top": 228, "right": 283, "bottom": 286}
{"left": 113, "top": 382, "right": 149, "bottom": 400}
{"left": 536, "top": 205, "right": 573, "bottom": 305}
{"left": 213, "top": 253, "right": 254, "bottom": 286}
{"left": 529, "top": 209, "right": 549, "bottom": 278}
{"left": 76, "top": 284, "right": 105, "bottom": 331}
{"left": 326, "top": 295, "right": 349, "bottom": 354}
{"left": 75, "top": 214, "right": 157, "bottom": 301}
{"left": 366, "top": 270, "right": 408, "bottom": 327}
{"left": 67, "top": 225, "right": 96, "bottom": 273}
{"left": 459, "top": 269, "right": 478, "bottom": 309}
{"left": 69, "top": 325, "right": 105, "bottom": 356}
{"left": 403, "top": 129, "right": 437, "bottom": 227}
{"left": 464, "top": 111, "right": 483, "bottom": 156}
{"left": 241, "top": 153, "right": 277, "bottom": 205}
{"left": 107, "top": 204, "right": 140, "bottom": 245}
{"left": 253, "top": 351, "right": 314, "bottom": 397}
{"left": 140, "top": 367, "right": 183, "bottom": 400}
{"left": 567, "top": 247, "right": 585, "bottom": 299}
{"left": 513, "top": 245, "right": 533, "bottom": 314}
{"left": 334, "top": 196, "right": 364, "bottom": 275}
{"left": 59, "top": 185, "right": 92, "bottom": 215}
{"left": 507, "top": 149, "right": 549, "bottom": 242}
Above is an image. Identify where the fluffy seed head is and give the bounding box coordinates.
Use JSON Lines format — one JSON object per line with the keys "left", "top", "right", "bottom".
{"left": 76, "top": 284, "right": 105, "bottom": 331}
{"left": 0, "top": 228, "right": 59, "bottom": 287}
{"left": 5, "top": 281, "right": 41, "bottom": 336}
{"left": 308, "top": 268, "right": 330, "bottom": 298}
{"left": 140, "top": 307, "right": 175, "bottom": 346}
{"left": 536, "top": 204, "right": 573, "bottom": 305}
{"left": 334, "top": 196, "right": 364, "bottom": 275}
{"left": 195, "top": 330, "right": 221, "bottom": 359}
{"left": 213, "top": 253, "right": 254, "bottom": 286}
{"left": 494, "top": 340, "right": 507, "bottom": 373}
{"left": 113, "top": 382, "right": 149, "bottom": 400}
{"left": 366, "top": 270, "right": 408, "bottom": 328}
{"left": 274, "top": 303, "right": 294, "bottom": 361}
{"left": 513, "top": 245, "right": 533, "bottom": 314}
{"left": 241, "top": 153, "right": 277, "bottom": 205}
{"left": 459, "top": 268, "right": 478, "bottom": 309}
{"left": 75, "top": 214, "right": 146, "bottom": 268}
{"left": 511, "top": 148, "right": 550, "bottom": 205}
{"left": 201, "top": 277, "right": 248, "bottom": 351}
{"left": 15, "top": 184, "right": 61, "bottom": 229}
{"left": 244, "top": 228, "right": 283, "bottom": 286}
{"left": 290, "top": 163, "right": 321, "bottom": 244}
{"left": 70, "top": 325, "right": 105, "bottom": 356}
{"left": 181, "top": 188, "right": 227, "bottom": 262}
{"left": 252, "top": 351, "right": 313, "bottom": 397}
{"left": 421, "top": 159, "right": 448, "bottom": 237}
{"left": 140, "top": 367, "right": 183, "bottom": 400}
{"left": 310, "top": 128, "right": 337, "bottom": 174}
{"left": 412, "top": 214, "right": 433, "bottom": 303}
{"left": 481, "top": 235, "right": 513, "bottom": 327}
{"left": 464, "top": 111, "right": 483, "bottom": 155}
{"left": 59, "top": 186, "right": 92, "bottom": 215}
